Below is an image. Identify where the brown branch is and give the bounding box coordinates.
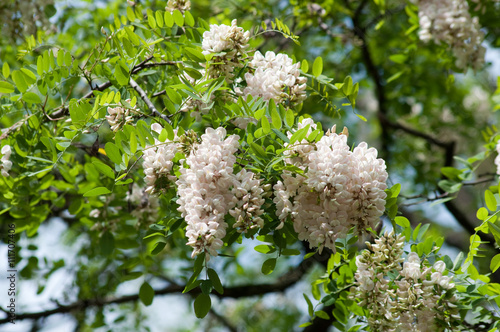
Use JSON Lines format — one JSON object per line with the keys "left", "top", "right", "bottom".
{"left": 129, "top": 78, "right": 171, "bottom": 123}
{"left": 0, "top": 253, "right": 316, "bottom": 325}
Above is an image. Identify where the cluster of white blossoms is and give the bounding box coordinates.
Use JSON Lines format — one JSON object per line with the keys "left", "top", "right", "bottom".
{"left": 0, "top": 145, "right": 12, "bottom": 177}
{"left": 274, "top": 118, "right": 387, "bottom": 252}
{"left": 105, "top": 101, "right": 135, "bottom": 132}
{"left": 165, "top": 0, "right": 191, "bottom": 13}
{"left": 352, "top": 231, "right": 460, "bottom": 331}
{"left": 412, "top": 0, "right": 485, "bottom": 71}
{"left": 243, "top": 51, "right": 307, "bottom": 105}
{"left": 229, "top": 169, "right": 266, "bottom": 233}
{"left": 201, "top": 19, "right": 250, "bottom": 82}
{"left": 126, "top": 183, "right": 160, "bottom": 228}
{"left": 176, "top": 127, "right": 240, "bottom": 259}
{"left": 142, "top": 123, "right": 181, "bottom": 194}
{"left": 495, "top": 140, "right": 500, "bottom": 175}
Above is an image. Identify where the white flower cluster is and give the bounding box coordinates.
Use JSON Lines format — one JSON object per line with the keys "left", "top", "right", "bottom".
{"left": 243, "top": 51, "right": 307, "bottom": 105}
{"left": 413, "top": 0, "right": 485, "bottom": 71}
{"left": 127, "top": 183, "right": 160, "bottom": 228}
{"left": 201, "top": 19, "right": 250, "bottom": 82}
{"left": 176, "top": 127, "right": 240, "bottom": 259}
{"left": 1, "top": 145, "right": 12, "bottom": 177}
{"left": 106, "top": 101, "right": 135, "bottom": 132}
{"left": 495, "top": 140, "right": 500, "bottom": 175}
{"left": 142, "top": 123, "right": 181, "bottom": 194}
{"left": 274, "top": 118, "right": 387, "bottom": 252}
{"left": 229, "top": 169, "right": 266, "bottom": 233}
{"left": 352, "top": 231, "right": 460, "bottom": 331}
{"left": 165, "top": 0, "right": 191, "bottom": 13}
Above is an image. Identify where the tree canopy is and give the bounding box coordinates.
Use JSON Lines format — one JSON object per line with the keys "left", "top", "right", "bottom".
{"left": 1, "top": 0, "right": 500, "bottom": 331}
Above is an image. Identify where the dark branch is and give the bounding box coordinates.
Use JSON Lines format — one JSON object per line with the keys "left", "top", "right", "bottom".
{"left": 0, "top": 252, "right": 317, "bottom": 325}
{"left": 129, "top": 77, "right": 171, "bottom": 123}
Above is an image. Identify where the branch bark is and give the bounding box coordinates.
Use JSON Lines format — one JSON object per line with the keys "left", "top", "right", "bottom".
{"left": 129, "top": 77, "right": 171, "bottom": 123}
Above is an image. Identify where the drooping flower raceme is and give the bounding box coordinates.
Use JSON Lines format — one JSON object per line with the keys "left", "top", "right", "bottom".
{"left": 165, "top": 0, "right": 191, "bottom": 13}
{"left": 201, "top": 19, "right": 250, "bottom": 82}
{"left": 274, "top": 118, "right": 388, "bottom": 252}
{"left": 127, "top": 183, "right": 160, "bottom": 228}
{"left": 243, "top": 51, "right": 307, "bottom": 105}
{"left": 495, "top": 140, "right": 500, "bottom": 175}
{"left": 176, "top": 127, "right": 240, "bottom": 259}
{"left": 106, "top": 100, "right": 136, "bottom": 132}
{"left": 352, "top": 231, "right": 460, "bottom": 331}
{"left": 229, "top": 169, "right": 266, "bottom": 233}
{"left": 142, "top": 123, "right": 181, "bottom": 194}
{"left": 1, "top": 145, "right": 12, "bottom": 177}
{"left": 412, "top": 0, "right": 485, "bottom": 71}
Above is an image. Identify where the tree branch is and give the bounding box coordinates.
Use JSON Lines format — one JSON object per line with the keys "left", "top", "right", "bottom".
{"left": 129, "top": 77, "right": 171, "bottom": 123}
{"left": 0, "top": 252, "right": 317, "bottom": 325}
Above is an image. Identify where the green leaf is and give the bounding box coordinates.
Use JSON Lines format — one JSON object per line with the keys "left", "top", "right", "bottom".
{"left": 100, "top": 231, "right": 115, "bottom": 255}
{"left": 126, "top": 6, "right": 136, "bottom": 21}
{"left": 0, "top": 81, "right": 14, "bottom": 93}
{"left": 115, "top": 63, "right": 129, "bottom": 86}
{"left": 261, "top": 258, "right": 276, "bottom": 275}
{"left": 491, "top": 254, "right": 500, "bottom": 273}
{"left": 92, "top": 160, "right": 115, "bottom": 179}
{"left": 395, "top": 216, "right": 410, "bottom": 228}
{"left": 155, "top": 10, "right": 164, "bottom": 28}
{"left": 22, "top": 92, "right": 42, "bottom": 104}
{"left": 12, "top": 70, "right": 27, "bottom": 92}
{"left": 281, "top": 249, "right": 300, "bottom": 256}
{"left": 194, "top": 294, "right": 211, "bottom": 318}
{"left": 139, "top": 282, "right": 155, "bottom": 306}
{"left": 387, "top": 70, "right": 404, "bottom": 83}
{"left": 173, "top": 9, "right": 184, "bottom": 26}
{"left": 312, "top": 56, "right": 323, "bottom": 77}
{"left": 164, "top": 12, "right": 174, "bottom": 27}
{"left": 269, "top": 101, "right": 281, "bottom": 129}
{"left": 2, "top": 62, "right": 10, "bottom": 78}
{"left": 301, "top": 59, "right": 309, "bottom": 73}
{"left": 477, "top": 207, "right": 488, "bottom": 221}
{"left": 147, "top": 13, "right": 157, "bottom": 29}
{"left": 105, "top": 142, "right": 122, "bottom": 165}
{"left": 83, "top": 187, "right": 112, "bottom": 197}
{"left": 485, "top": 190, "right": 497, "bottom": 212}
{"left": 44, "top": 4, "right": 57, "bottom": 18}
{"left": 342, "top": 76, "right": 353, "bottom": 96}
{"left": 254, "top": 245, "right": 275, "bottom": 254}
{"left": 261, "top": 116, "right": 271, "bottom": 134}
{"left": 315, "top": 310, "right": 329, "bottom": 320}
{"left": 184, "top": 11, "right": 195, "bottom": 27}
{"left": 289, "top": 124, "right": 310, "bottom": 144}
{"left": 303, "top": 293, "right": 313, "bottom": 317}
{"left": 250, "top": 142, "right": 267, "bottom": 159}
{"left": 285, "top": 109, "right": 294, "bottom": 127}
{"left": 389, "top": 54, "right": 407, "bottom": 64}
{"left": 207, "top": 268, "right": 223, "bottom": 294}
{"left": 185, "top": 47, "right": 206, "bottom": 62}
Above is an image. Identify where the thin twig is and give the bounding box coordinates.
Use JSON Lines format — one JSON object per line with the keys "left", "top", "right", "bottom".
{"left": 129, "top": 77, "right": 171, "bottom": 123}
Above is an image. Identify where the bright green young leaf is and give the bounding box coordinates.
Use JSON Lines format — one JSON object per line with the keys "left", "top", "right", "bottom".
{"left": 485, "top": 190, "right": 497, "bottom": 212}
{"left": 2, "top": 62, "right": 10, "bottom": 78}
{"left": 83, "top": 187, "right": 112, "bottom": 197}
{"left": 0, "top": 81, "right": 14, "bottom": 93}
{"left": 172, "top": 10, "right": 184, "bottom": 26}
{"left": 22, "top": 92, "right": 42, "bottom": 104}
{"left": 312, "top": 56, "right": 323, "bottom": 77}
{"left": 105, "top": 142, "right": 122, "bottom": 165}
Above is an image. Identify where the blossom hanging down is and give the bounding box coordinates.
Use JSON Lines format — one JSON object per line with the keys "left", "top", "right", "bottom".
{"left": 142, "top": 123, "right": 181, "bottom": 194}
{"left": 176, "top": 127, "right": 240, "bottom": 259}
{"left": 412, "top": 0, "right": 485, "bottom": 71}
{"left": 495, "top": 140, "right": 500, "bottom": 175}
{"left": 352, "top": 231, "right": 460, "bottom": 331}
{"left": 1, "top": 145, "right": 12, "bottom": 177}
{"left": 243, "top": 51, "right": 307, "bottom": 105}
{"left": 274, "top": 118, "right": 388, "bottom": 252}
{"left": 165, "top": 0, "right": 191, "bottom": 13}
{"left": 201, "top": 19, "right": 250, "bottom": 82}
{"left": 106, "top": 101, "right": 136, "bottom": 132}
{"left": 229, "top": 169, "right": 266, "bottom": 233}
